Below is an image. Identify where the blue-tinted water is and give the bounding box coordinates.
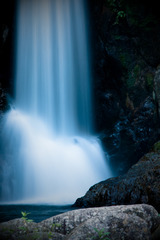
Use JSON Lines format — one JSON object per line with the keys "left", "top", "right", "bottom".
{"left": 0, "top": 0, "right": 112, "bottom": 205}
{"left": 0, "top": 204, "right": 77, "bottom": 223}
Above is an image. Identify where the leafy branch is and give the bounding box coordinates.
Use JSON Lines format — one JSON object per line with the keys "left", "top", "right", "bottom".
{"left": 21, "top": 211, "right": 33, "bottom": 223}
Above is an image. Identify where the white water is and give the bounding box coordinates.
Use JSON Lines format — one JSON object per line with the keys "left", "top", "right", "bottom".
{"left": 0, "top": 0, "right": 112, "bottom": 204}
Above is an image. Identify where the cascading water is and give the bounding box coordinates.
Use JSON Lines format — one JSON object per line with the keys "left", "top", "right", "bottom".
{"left": 0, "top": 0, "right": 112, "bottom": 204}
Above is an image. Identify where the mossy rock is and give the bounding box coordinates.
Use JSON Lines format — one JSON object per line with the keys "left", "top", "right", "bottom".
{"left": 153, "top": 141, "right": 160, "bottom": 152}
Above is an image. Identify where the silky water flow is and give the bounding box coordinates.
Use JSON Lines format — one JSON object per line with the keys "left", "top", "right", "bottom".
{"left": 0, "top": 0, "right": 112, "bottom": 204}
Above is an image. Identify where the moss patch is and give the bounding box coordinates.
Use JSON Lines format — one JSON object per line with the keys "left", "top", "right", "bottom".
{"left": 153, "top": 141, "right": 160, "bottom": 152}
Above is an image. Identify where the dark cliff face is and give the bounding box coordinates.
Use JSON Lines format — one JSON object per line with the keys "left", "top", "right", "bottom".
{"left": 0, "top": 1, "right": 15, "bottom": 116}
{"left": 90, "top": 0, "right": 160, "bottom": 175}
{"left": 0, "top": 0, "right": 15, "bottom": 94}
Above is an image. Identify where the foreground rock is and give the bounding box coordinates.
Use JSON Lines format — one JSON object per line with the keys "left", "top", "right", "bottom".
{"left": 0, "top": 204, "right": 159, "bottom": 240}
{"left": 73, "top": 144, "right": 160, "bottom": 212}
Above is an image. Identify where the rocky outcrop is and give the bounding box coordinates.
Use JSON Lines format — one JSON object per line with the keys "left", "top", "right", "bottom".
{"left": 100, "top": 95, "right": 158, "bottom": 174}
{"left": 73, "top": 143, "right": 160, "bottom": 212}
{"left": 91, "top": 1, "right": 160, "bottom": 174}
{"left": 0, "top": 204, "right": 159, "bottom": 240}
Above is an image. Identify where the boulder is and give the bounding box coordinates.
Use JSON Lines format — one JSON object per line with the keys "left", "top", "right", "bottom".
{"left": 73, "top": 145, "right": 160, "bottom": 212}
{"left": 0, "top": 204, "right": 159, "bottom": 240}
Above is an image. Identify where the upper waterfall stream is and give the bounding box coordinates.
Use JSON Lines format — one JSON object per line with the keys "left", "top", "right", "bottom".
{"left": 0, "top": 0, "right": 112, "bottom": 204}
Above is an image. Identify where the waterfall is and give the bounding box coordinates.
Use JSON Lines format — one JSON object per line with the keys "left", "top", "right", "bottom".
{"left": 0, "top": 0, "right": 112, "bottom": 204}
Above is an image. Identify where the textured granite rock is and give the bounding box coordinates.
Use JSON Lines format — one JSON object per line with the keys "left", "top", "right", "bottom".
{"left": 73, "top": 146, "right": 160, "bottom": 212}
{"left": 0, "top": 204, "right": 159, "bottom": 240}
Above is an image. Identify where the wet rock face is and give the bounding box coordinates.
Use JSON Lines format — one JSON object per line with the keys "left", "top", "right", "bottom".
{"left": 73, "top": 144, "right": 160, "bottom": 212}
{"left": 91, "top": 1, "right": 160, "bottom": 174}
{"left": 101, "top": 95, "right": 159, "bottom": 174}
{"left": 0, "top": 1, "right": 15, "bottom": 95}
{"left": 0, "top": 204, "right": 159, "bottom": 240}
{"left": 0, "top": 87, "right": 9, "bottom": 112}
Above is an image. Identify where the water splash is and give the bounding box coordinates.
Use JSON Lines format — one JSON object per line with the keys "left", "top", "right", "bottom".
{"left": 0, "top": 0, "right": 112, "bottom": 204}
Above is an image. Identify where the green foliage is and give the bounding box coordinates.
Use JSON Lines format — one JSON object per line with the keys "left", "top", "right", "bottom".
{"left": 119, "top": 53, "right": 129, "bottom": 68}
{"left": 48, "top": 231, "right": 53, "bottom": 239}
{"left": 133, "top": 64, "right": 141, "bottom": 78}
{"left": 48, "top": 223, "right": 61, "bottom": 239}
{"left": 94, "top": 228, "right": 110, "bottom": 240}
{"left": 87, "top": 228, "right": 110, "bottom": 240}
{"left": 21, "top": 211, "right": 29, "bottom": 219}
{"left": 105, "top": 0, "right": 158, "bottom": 29}
{"left": 51, "top": 223, "right": 61, "bottom": 231}
{"left": 53, "top": 223, "right": 61, "bottom": 228}
{"left": 32, "top": 228, "right": 40, "bottom": 240}
{"left": 145, "top": 72, "right": 154, "bottom": 90}
{"left": 126, "top": 64, "right": 141, "bottom": 88}
{"left": 115, "top": 10, "right": 126, "bottom": 24}
{"left": 114, "top": 35, "right": 121, "bottom": 40}
{"left": 32, "top": 233, "right": 40, "bottom": 240}
{"left": 21, "top": 211, "right": 33, "bottom": 222}
{"left": 18, "top": 226, "right": 28, "bottom": 232}
{"left": 128, "top": 64, "right": 141, "bottom": 87}
{"left": 153, "top": 141, "right": 160, "bottom": 152}
{"left": 1, "top": 227, "right": 8, "bottom": 232}
{"left": 105, "top": 0, "right": 117, "bottom": 9}
{"left": 1, "top": 227, "right": 15, "bottom": 233}
{"left": 126, "top": 4, "right": 157, "bottom": 31}
{"left": 105, "top": 0, "right": 126, "bottom": 24}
